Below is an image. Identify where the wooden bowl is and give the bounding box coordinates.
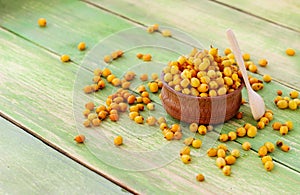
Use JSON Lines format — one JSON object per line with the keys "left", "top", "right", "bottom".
{"left": 161, "top": 74, "right": 244, "bottom": 125}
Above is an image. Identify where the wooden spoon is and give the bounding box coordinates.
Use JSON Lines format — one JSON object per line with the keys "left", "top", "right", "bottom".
{"left": 226, "top": 29, "right": 265, "bottom": 120}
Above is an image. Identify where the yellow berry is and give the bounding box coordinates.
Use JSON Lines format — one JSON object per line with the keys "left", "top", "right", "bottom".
{"left": 38, "top": 18, "right": 47, "bottom": 27}
{"left": 114, "top": 135, "right": 123, "bottom": 146}
{"left": 290, "top": 90, "right": 299, "bottom": 99}
{"left": 192, "top": 139, "right": 202, "bottom": 149}
{"left": 272, "top": 122, "right": 282, "bottom": 130}
{"left": 263, "top": 74, "right": 272, "bottom": 83}
{"left": 247, "top": 126, "right": 257, "bottom": 138}
{"left": 77, "top": 42, "right": 86, "bottom": 51}
{"left": 180, "top": 146, "right": 191, "bottom": 156}
{"left": 225, "top": 155, "right": 236, "bottom": 165}
{"left": 207, "top": 148, "right": 217, "bottom": 157}
{"left": 258, "top": 59, "right": 268, "bottom": 67}
{"left": 60, "top": 54, "right": 70, "bottom": 62}
{"left": 222, "top": 165, "right": 231, "bottom": 176}
{"left": 286, "top": 48, "right": 296, "bottom": 56}
{"left": 257, "top": 121, "right": 265, "bottom": 130}
{"left": 258, "top": 146, "right": 268, "bottom": 157}
{"left": 288, "top": 100, "right": 298, "bottom": 110}
{"left": 231, "top": 149, "right": 240, "bottom": 158}
{"left": 181, "top": 154, "right": 191, "bottom": 164}
{"left": 134, "top": 116, "right": 144, "bottom": 124}
{"left": 242, "top": 142, "right": 251, "bottom": 151}
{"left": 216, "top": 157, "right": 226, "bottom": 169}
{"left": 236, "top": 127, "right": 246, "bottom": 137}
{"left": 146, "top": 116, "right": 157, "bottom": 126}
{"left": 285, "top": 121, "right": 293, "bottom": 130}
{"left": 74, "top": 134, "right": 85, "bottom": 143}
{"left": 198, "top": 125, "right": 207, "bottom": 135}
{"left": 217, "top": 144, "right": 228, "bottom": 151}
{"left": 196, "top": 173, "right": 205, "bottom": 182}
{"left": 264, "top": 142, "right": 275, "bottom": 153}
{"left": 164, "top": 131, "right": 174, "bottom": 141}
{"left": 279, "top": 125, "right": 289, "bottom": 135}
{"left": 228, "top": 131, "right": 237, "bottom": 141}
{"left": 281, "top": 144, "right": 290, "bottom": 152}
{"left": 162, "top": 29, "right": 172, "bottom": 37}
{"left": 149, "top": 82, "right": 159, "bottom": 93}
{"left": 183, "top": 137, "right": 194, "bottom": 146}
{"left": 242, "top": 53, "right": 250, "bottom": 61}
{"left": 264, "top": 161, "right": 274, "bottom": 171}
{"left": 261, "top": 156, "right": 272, "bottom": 164}
{"left": 224, "top": 48, "right": 232, "bottom": 55}
{"left": 103, "top": 55, "right": 111, "bottom": 63}
{"left": 219, "top": 134, "right": 228, "bottom": 142}
{"left": 189, "top": 123, "right": 199, "bottom": 133}
{"left": 142, "top": 54, "right": 152, "bottom": 61}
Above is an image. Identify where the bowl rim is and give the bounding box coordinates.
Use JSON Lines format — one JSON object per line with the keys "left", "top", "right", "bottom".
{"left": 161, "top": 71, "right": 244, "bottom": 100}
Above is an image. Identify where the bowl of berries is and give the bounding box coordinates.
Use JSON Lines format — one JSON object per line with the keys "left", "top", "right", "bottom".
{"left": 161, "top": 47, "right": 244, "bottom": 125}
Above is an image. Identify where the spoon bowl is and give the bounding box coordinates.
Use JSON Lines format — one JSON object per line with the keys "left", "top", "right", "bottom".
{"left": 226, "top": 29, "right": 265, "bottom": 120}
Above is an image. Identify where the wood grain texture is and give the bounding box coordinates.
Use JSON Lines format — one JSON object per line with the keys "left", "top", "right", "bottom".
{"left": 87, "top": 0, "right": 300, "bottom": 90}
{"left": 0, "top": 116, "right": 128, "bottom": 194}
{"left": 1, "top": 0, "right": 300, "bottom": 194}
{"left": 212, "top": 0, "right": 300, "bottom": 32}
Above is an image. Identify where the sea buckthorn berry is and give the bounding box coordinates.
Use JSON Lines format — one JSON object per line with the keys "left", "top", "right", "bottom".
{"left": 279, "top": 125, "right": 288, "bottom": 135}
{"left": 38, "top": 18, "right": 47, "bottom": 27}
{"left": 192, "top": 139, "right": 202, "bottom": 149}
{"left": 263, "top": 74, "right": 272, "bottom": 83}
{"left": 74, "top": 134, "right": 85, "bottom": 143}
{"left": 248, "top": 64, "right": 257, "bottom": 73}
{"left": 231, "top": 149, "right": 240, "bottom": 158}
{"left": 146, "top": 116, "right": 157, "bottom": 126}
{"left": 272, "top": 122, "right": 282, "bottom": 130}
{"left": 286, "top": 48, "right": 295, "bottom": 56}
{"left": 162, "top": 29, "right": 172, "bottom": 37}
{"left": 147, "top": 103, "right": 155, "bottom": 110}
{"left": 242, "top": 142, "right": 251, "bottom": 151}
{"left": 290, "top": 90, "right": 299, "bottom": 99}
{"left": 260, "top": 117, "right": 269, "bottom": 125}
{"left": 216, "top": 157, "right": 226, "bottom": 169}
{"left": 196, "top": 173, "right": 205, "bottom": 182}
{"left": 153, "top": 23, "right": 159, "bottom": 31}
{"left": 157, "top": 117, "right": 166, "bottom": 125}
{"left": 170, "top": 124, "right": 181, "bottom": 133}
{"left": 252, "top": 83, "right": 263, "bottom": 91}
{"left": 236, "top": 127, "right": 246, "bottom": 137}
{"left": 222, "top": 165, "right": 231, "bottom": 176}
{"left": 258, "top": 59, "right": 268, "bottom": 67}
{"left": 165, "top": 131, "right": 174, "bottom": 141}
{"left": 83, "top": 119, "right": 91, "bottom": 127}
{"left": 61, "top": 54, "right": 70, "bottom": 62}
{"left": 127, "top": 95, "right": 136, "bottom": 105}
{"left": 136, "top": 53, "right": 143, "bottom": 59}
{"left": 102, "top": 68, "right": 111, "bottom": 77}
{"left": 281, "top": 144, "right": 290, "bottom": 152}
{"left": 235, "top": 112, "right": 243, "bottom": 119}
{"left": 247, "top": 126, "right": 257, "bottom": 138}
{"left": 114, "top": 135, "right": 123, "bottom": 146}
{"left": 242, "top": 53, "right": 250, "bottom": 61}
{"left": 107, "top": 74, "right": 116, "bottom": 83}
{"left": 277, "top": 90, "right": 283, "bottom": 96}
{"left": 264, "top": 161, "right": 274, "bottom": 171}
{"left": 289, "top": 100, "right": 298, "bottom": 110}
{"left": 184, "top": 137, "right": 194, "bottom": 146}
{"left": 83, "top": 109, "right": 90, "bottom": 117}
{"left": 217, "top": 149, "right": 226, "bottom": 158}
{"left": 261, "top": 156, "right": 272, "bottom": 164}
{"left": 134, "top": 116, "right": 144, "bottom": 124}
{"left": 87, "top": 113, "right": 98, "bottom": 121}
{"left": 258, "top": 146, "right": 268, "bottom": 157}
{"left": 224, "top": 48, "right": 232, "bottom": 55}
{"left": 83, "top": 85, "right": 93, "bottom": 94}
{"left": 189, "top": 123, "right": 198, "bottom": 133}
{"left": 112, "top": 78, "right": 121, "bottom": 86}
{"left": 136, "top": 103, "right": 145, "bottom": 111}
{"left": 285, "top": 121, "right": 293, "bottom": 130}
{"left": 85, "top": 102, "right": 95, "bottom": 111}
{"left": 181, "top": 154, "right": 191, "bottom": 164}
{"left": 277, "top": 100, "right": 288, "bottom": 109}
{"left": 264, "top": 112, "right": 273, "bottom": 121}
{"left": 174, "top": 131, "right": 183, "bottom": 140}
{"left": 276, "top": 140, "right": 284, "bottom": 147}
{"left": 264, "top": 142, "right": 275, "bottom": 153}
{"left": 160, "top": 123, "right": 168, "bottom": 130}
{"left": 207, "top": 125, "right": 214, "bottom": 131}
{"left": 198, "top": 125, "right": 207, "bottom": 135}
{"left": 147, "top": 26, "right": 154, "bottom": 33}
{"left": 98, "top": 80, "right": 106, "bottom": 89}
{"left": 143, "top": 54, "right": 152, "bottom": 61}
{"left": 228, "top": 131, "right": 237, "bottom": 141}
{"left": 149, "top": 82, "right": 159, "bottom": 93}
{"left": 217, "top": 144, "right": 228, "bottom": 151}
{"left": 207, "top": 148, "right": 217, "bottom": 157}
{"left": 103, "top": 55, "right": 111, "bottom": 63}
{"left": 219, "top": 134, "right": 228, "bottom": 142}
{"left": 225, "top": 155, "right": 236, "bottom": 165}
{"left": 109, "top": 113, "right": 119, "bottom": 122}
{"left": 92, "top": 118, "right": 101, "bottom": 126}
{"left": 77, "top": 42, "right": 86, "bottom": 51}
{"left": 180, "top": 146, "right": 191, "bottom": 156}
{"left": 129, "top": 111, "right": 139, "bottom": 120}
{"left": 98, "top": 110, "right": 108, "bottom": 120}
{"left": 257, "top": 121, "right": 265, "bottom": 130}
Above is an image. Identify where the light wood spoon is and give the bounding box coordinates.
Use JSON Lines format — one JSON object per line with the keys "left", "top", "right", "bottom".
{"left": 226, "top": 29, "right": 265, "bottom": 120}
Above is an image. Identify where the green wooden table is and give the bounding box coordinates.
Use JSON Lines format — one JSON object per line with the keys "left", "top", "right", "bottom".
{"left": 1, "top": 0, "right": 299, "bottom": 194}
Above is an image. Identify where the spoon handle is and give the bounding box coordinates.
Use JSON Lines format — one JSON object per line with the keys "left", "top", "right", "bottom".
{"left": 226, "top": 29, "right": 252, "bottom": 90}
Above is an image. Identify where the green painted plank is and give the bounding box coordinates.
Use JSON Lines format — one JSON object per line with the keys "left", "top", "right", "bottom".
{"left": 0, "top": 116, "right": 128, "bottom": 194}
{"left": 86, "top": 0, "right": 300, "bottom": 90}
{"left": 212, "top": 0, "right": 300, "bottom": 32}
{"left": 1, "top": 25, "right": 300, "bottom": 194}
